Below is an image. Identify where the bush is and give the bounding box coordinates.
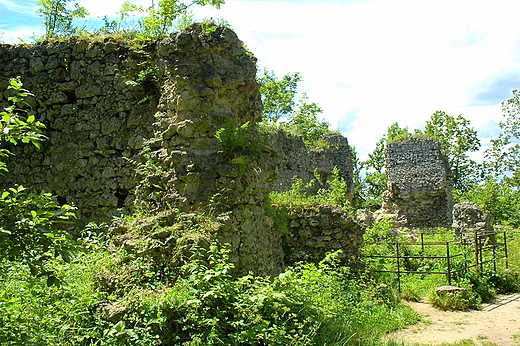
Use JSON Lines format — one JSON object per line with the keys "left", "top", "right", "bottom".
{"left": 95, "top": 244, "right": 419, "bottom": 345}
{"left": 428, "top": 287, "right": 482, "bottom": 311}
{"left": 0, "top": 78, "right": 76, "bottom": 281}
{"left": 269, "top": 167, "right": 351, "bottom": 209}
{"left": 0, "top": 252, "right": 107, "bottom": 344}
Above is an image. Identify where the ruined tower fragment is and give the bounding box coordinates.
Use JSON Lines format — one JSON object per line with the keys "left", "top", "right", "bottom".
{"left": 381, "top": 137, "right": 453, "bottom": 228}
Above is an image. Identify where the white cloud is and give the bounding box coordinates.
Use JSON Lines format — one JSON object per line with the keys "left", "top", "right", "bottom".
{"left": 0, "top": 0, "right": 38, "bottom": 15}
{"left": 1, "top": 26, "right": 42, "bottom": 43}
{"left": 190, "top": 0, "right": 520, "bottom": 160}
{"left": 3, "top": 0, "right": 519, "bottom": 161}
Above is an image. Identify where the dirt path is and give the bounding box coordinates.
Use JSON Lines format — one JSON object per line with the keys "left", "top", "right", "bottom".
{"left": 385, "top": 293, "right": 520, "bottom": 345}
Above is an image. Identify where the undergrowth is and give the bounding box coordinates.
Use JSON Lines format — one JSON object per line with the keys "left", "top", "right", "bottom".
{"left": 362, "top": 220, "right": 520, "bottom": 311}
{"left": 269, "top": 166, "right": 351, "bottom": 209}
{"left": 2, "top": 210, "right": 518, "bottom": 345}
{"left": 0, "top": 217, "right": 419, "bottom": 346}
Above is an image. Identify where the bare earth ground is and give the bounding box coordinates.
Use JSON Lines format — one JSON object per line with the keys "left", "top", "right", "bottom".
{"left": 385, "top": 293, "right": 520, "bottom": 345}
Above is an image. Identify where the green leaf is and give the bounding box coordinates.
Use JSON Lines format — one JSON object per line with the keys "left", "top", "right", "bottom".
{"left": 1, "top": 191, "right": 9, "bottom": 199}
{"left": 114, "top": 320, "right": 126, "bottom": 333}
{"left": 46, "top": 275, "right": 59, "bottom": 287}
{"left": 8, "top": 78, "right": 22, "bottom": 90}
{"left": 27, "top": 115, "right": 35, "bottom": 123}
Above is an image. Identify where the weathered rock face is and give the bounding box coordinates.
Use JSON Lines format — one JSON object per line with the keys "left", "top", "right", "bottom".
{"left": 283, "top": 205, "right": 364, "bottom": 265}
{"left": 452, "top": 202, "right": 492, "bottom": 235}
{"left": 381, "top": 137, "right": 453, "bottom": 228}
{"left": 133, "top": 25, "right": 268, "bottom": 212}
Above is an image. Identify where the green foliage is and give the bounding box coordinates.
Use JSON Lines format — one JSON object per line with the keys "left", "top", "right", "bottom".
{"left": 139, "top": 0, "right": 187, "bottom": 40}
{"left": 416, "top": 111, "right": 482, "bottom": 192}
{"left": 269, "top": 167, "right": 351, "bottom": 209}
{"left": 258, "top": 69, "right": 335, "bottom": 149}
{"left": 36, "top": 0, "right": 224, "bottom": 41}
{"left": 364, "top": 122, "right": 412, "bottom": 175}
{"left": 92, "top": 244, "right": 417, "bottom": 345}
{"left": 359, "top": 123, "right": 411, "bottom": 211}
{"left": 258, "top": 69, "right": 301, "bottom": 123}
{"left": 358, "top": 113, "right": 482, "bottom": 211}
{"left": 457, "top": 178, "right": 520, "bottom": 227}
{"left": 0, "top": 253, "right": 106, "bottom": 344}
{"left": 177, "top": 11, "right": 196, "bottom": 31}
{"left": 0, "top": 78, "right": 76, "bottom": 281}
{"left": 215, "top": 121, "right": 258, "bottom": 159}
{"left": 486, "top": 89, "right": 520, "bottom": 174}
{"left": 0, "top": 203, "right": 422, "bottom": 344}
{"left": 113, "top": 0, "right": 224, "bottom": 40}
{"left": 428, "top": 286, "right": 482, "bottom": 311}
{"left": 121, "top": 45, "right": 166, "bottom": 106}
{"left": 318, "top": 167, "right": 351, "bottom": 207}
{"left": 506, "top": 231, "right": 520, "bottom": 272}
{"left": 360, "top": 171, "right": 387, "bottom": 211}
{"left": 0, "top": 186, "right": 76, "bottom": 283}
{"left": 0, "top": 78, "right": 45, "bottom": 152}
{"left": 350, "top": 145, "right": 367, "bottom": 210}
{"left": 285, "top": 95, "right": 332, "bottom": 149}
{"left": 36, "top": 0, "right": 89, "bottom": 39}
{"left": 362, "top": 220, "right": 519, "bottom": 311}
{"left": 0, "top": 204, "right": 421, "bottom": 346}
{"left": 431, "top": 267, "right": 518, "bottom": 310}
{"left": 99, "top": 1, "right": 144, "bottom": 36}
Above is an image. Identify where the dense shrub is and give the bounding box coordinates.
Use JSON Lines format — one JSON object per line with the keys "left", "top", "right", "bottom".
{"left": 0, "top": 237, "right": 418, "bottom": 346}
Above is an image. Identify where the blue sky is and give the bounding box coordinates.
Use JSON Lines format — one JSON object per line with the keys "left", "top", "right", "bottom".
{"left": 2, "top": 0, "right": 520, "bottom": 160}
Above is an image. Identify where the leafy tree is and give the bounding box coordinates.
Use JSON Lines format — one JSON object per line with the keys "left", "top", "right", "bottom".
{"left": 0, "top": 78, "right": 75, "bottom": 284}
{"left": 359, "top": 123, "right": 411, "bottom": 210}
{"left": 417, "top": 111, "right": 481, "bottom": 191}
{"left": 36, "top": 0, "right": 89, "bottom": 38}
{"left": 363, "top": 122, "right": 411, "bottom": 174}
{"left": 460, "top": 178, "right": 520, "bottom": 227}
{"left": 284, "top": 95, "right": 332, "bottom": 148}
{"left": 258, "top": 69, "right": 301, "bottom": 123}
{"left": 100, "top": 1, "right": 144, "bottom": 35}
{"left": 486, "top": 89, "right": 520, "bottom": 175}
{"left": 258, "top": 70, "right": 333, "bottom": 148}
{"left": 138, "top": 0, "right": 225, "bottom": 40}
{"left": 350, "top": 146, "right": 369, "bottom": 210}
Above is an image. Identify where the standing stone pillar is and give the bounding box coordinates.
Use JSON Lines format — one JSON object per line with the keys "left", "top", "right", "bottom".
{"left": 381, "top": 137, "right": 453, "bottom": 228}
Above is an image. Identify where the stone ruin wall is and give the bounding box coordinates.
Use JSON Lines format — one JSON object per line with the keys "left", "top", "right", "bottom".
{"left": 269, "top": 130, "right": 354, "bottom": 198}
{"left": 0, "top": 39, "right": 162, "bottom": 222}
{"left": 381, "top": 137, "right": 453, "bottom": 228}
{"left": 283, "top": 205, "right": 363, "bottom": 265}
{"left": 0, "top": 25, "right": 361, "bottom": 276}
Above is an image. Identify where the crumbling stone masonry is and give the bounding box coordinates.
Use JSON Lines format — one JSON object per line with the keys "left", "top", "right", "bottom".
{"left": 0, "top": 25, "right": 362, "bottom": 277}
{"left": 381, "top": 137, "right": 453, "bottom": 228}
{"left": 283, "top": 205, "right": 363, "bottom": 265}
{"left": 269, "top": 130, "right": 354, "bottom": 199}
{"left": 452, "top": 202, "right": 492, "bottom": 235}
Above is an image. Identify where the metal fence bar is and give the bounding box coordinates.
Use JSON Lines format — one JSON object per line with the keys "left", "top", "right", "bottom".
{"left": 446, "top": 241, "right": 451, "bottom": 285}
{"left": 396, "top": 242, "right": 401, "bottom": 293}
{"left": 362, "top": 229, "right": 509, "bottom": 292}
